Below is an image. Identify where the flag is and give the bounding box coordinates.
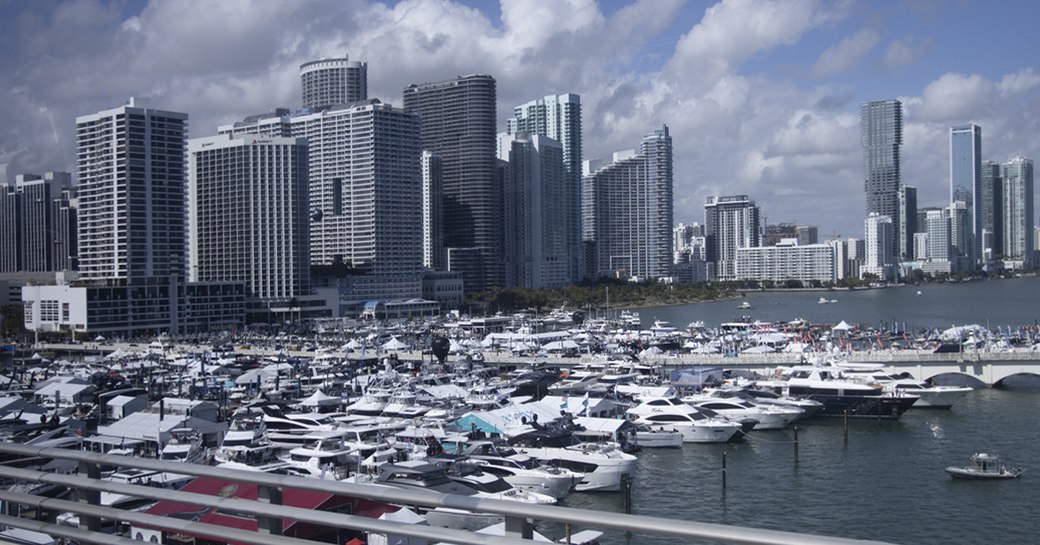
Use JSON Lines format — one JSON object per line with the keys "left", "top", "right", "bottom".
{"left": 582, "top": 392, "right": 590, "bottom": 417}
{"left": 253, "top": 419, "right": 267, "bottom": 443}
{"left": 560, "top": 395, "right": 569, "bottom": 412}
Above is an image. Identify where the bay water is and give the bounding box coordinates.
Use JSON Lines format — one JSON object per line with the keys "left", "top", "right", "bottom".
{"left": 553, "top": 277, "right": 1040, "bottom": 544}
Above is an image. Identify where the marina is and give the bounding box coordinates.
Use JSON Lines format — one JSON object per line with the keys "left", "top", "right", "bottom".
{"left": 0, "top": 278, "right": 1039, "bottom": 545}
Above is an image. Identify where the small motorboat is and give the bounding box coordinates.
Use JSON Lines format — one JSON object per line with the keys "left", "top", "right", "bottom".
{"left": 945, "top": 453, "right": 1022, "bottom": 480}
{"left": 737, "top": 301, "right": 752, "bottom": 309}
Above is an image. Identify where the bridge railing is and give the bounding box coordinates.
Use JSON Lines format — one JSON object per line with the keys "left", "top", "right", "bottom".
{"left": 0, "top": 443, "right": 897, "bottom": 545}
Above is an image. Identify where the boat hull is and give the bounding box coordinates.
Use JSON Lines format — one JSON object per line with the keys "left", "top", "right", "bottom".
{"left": 945, "top": 467, "right": 1022, "bottom": 480}
{"left": 806, "top": 394, "right": 918, "bottom": 419}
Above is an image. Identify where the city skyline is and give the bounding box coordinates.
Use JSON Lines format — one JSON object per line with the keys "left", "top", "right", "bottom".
{"left": 1, "top": 0, "right": 1039, "bottom": 239}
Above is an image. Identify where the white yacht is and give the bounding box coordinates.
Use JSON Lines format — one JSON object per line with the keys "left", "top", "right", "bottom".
{"left": 681, "top": 394, "right": 804, "bottom": 430}
{"left": 503, "top": 418, "right": 637, "bottom": 492}
{"left": 459, "top": 439, "right": 582, "bottom": 499}
{"left": 626, "top": 396, "right": 744, "bottom": 443}
{"left": 841, "top": 370, "right": 973, "bottom": 409}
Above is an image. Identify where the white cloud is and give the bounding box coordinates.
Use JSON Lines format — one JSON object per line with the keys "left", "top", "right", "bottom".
{"left": 1, "top": 0, "right": 1037, "bottom": 240}
{"left": 813, "top": 29, "right": 879, "bottom": 76}
{"left": 882, "top": 36, "right": 928, "bottom": 70}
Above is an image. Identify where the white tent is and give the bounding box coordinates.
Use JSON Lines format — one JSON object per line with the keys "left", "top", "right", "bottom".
{"left": 381, "top": 337, "right": 409, "bottom": 351}
{"left": 298, "top": 389, "right": 342, "bottom": 408}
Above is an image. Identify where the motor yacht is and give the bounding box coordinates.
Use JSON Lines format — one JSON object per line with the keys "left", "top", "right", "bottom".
{"left": 458, "top": 438, "right": 582, "bottom": 499}
{"left": 625, "top": 396, "right": 745, "bottom": 442}
{"left": 761, "top": 366, "right": 918, "bottom": 418}
{"left": 504, "top": 417, "right": 637, "bottom": 492}
{"left": 681, "top": 394, "right": 804, "bottom": 430}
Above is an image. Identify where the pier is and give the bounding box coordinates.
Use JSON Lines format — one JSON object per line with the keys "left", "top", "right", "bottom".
{"left": 26, "top": 342, "right": 1040, "bottom": 387}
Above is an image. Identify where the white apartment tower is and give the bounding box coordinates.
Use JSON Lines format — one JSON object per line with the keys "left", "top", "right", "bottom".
{"left": 421, "top": 151, "right": 445, "bottom": 270}
{"left": 188, "top": 134, "right": 311, "bottom": 302}
{"left": 499, "top": 132, "right": 568, "bottom": 289}
{"left": 582, "top": 126, "right": 673, "bottom": 280}
{"left": 505, "top": 93, "right": 582, "bottom": 283}
{"left": 76, "top": 100, "right": 188, "bottom": 281}
{"left": 220, "top": 101, "right": 423, "bottom": 279}
{"left": 300, "top": 57, "right": 368, "bottom": 111}
{"left": 863, "top": 213, "right": 894, "bottom": 281}
{"left": 1002, "top": 155, "right": 1034, "bottom": 268}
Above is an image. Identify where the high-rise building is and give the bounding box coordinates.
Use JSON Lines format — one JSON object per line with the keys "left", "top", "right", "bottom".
{"left": 76, "top": 100, "right": 188, "bottom": 281}
{"left": 499, "top": 133, "right": 568, "bottom": 289}
{"left": 704, "top": 194, "right": 760, "bottom": 281}
{"left": 583, "top": 126, "right": 673, "bottom": 280}
{"left": 0, "top": 172, "right": 76, "bottom": 273}
{"left": 188, "top": 134, "right": 311, "bottom": 308}
{"left": 796, "top": 225, "right": 819, "bottom": 246}
{"left": 898, "top": 185, "right": 917, "bottom": 260}
{"left": 504, "top": 93, "right": 582, "bottom": 283}
{"left": 421, "top": 151, "right": 445, "bottom": 270}
{"left": 950, "top": 124, "right": 981, "bottom": 263}
{"left": 23, "top": 100, "right": 246, "bottom": 337}
{"left": 300, "top": 57, "right": 367, "bottom": 111}
{"left": 861, "top": 100, "right": 902, "bottom": 257}
{"left": 403, "top": 75, "right": 500, "bottom": 292}
{"left": 863, "top": 213, "right": 894, "bottom": 281}
{"left": 980, "top": 160, "right": 1003, "bottom": 259}
{"left": 294, "top": 101, "right": 422, "bottom": 276}
{"left": 222, "top": 101, "right": 423, "bottom": 278}
{"left": 1001, "top": 156, "right": 1034, "bottom": 268}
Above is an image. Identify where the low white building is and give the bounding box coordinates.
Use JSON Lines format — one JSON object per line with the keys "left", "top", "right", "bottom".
{"left": 735, "top": 240, "right": 837, "bottom": 283}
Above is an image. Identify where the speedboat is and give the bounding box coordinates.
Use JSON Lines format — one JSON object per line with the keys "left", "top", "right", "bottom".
{"left": 737, "top": 301, "right": 752, "bottom": 309}
{"left": 945, "top": 453, "right": 1022, "bottom": 480}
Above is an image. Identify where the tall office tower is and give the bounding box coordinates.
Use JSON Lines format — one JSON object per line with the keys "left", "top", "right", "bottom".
{"left": 504, "top": 93, "right": 582, "bottom": 283}
{"left": 583, "top": 126, "right": 673, "bottom": 280}
{"left": 704, "top": 194, "right": 761, "bottom": 281}
{"left": 861, "top": 99, "right": 903, "bottom": 256}
{"left": 294, "top": 101, "right": 422, "bottom": 276}
{"left": 0, "top": 184, "right": 17, "bottom": 272}
{"left": 1001, "top": 156, "right": 1035, "bottom": 268}
{"left": 4, "top": 172, "right": 76, "bottom": 273}
{"left": 862, "top": 213, "right": 894, "bottom": 281}
{"left": 403, "top": 75, "right": 500, "bottom": 291}
{"left": 980, "top": 160, "right": 1003, "bottom": 258}
{"left": 898, "top": 185, "right": 917, "bottom": 260}
{"left": 950, "top": 124, "right": 981, "bottom": 264}
{"left": 300, "top": 57, "right": 367, "bottom": 111}
{"left": 421, "top": 151, "right": 445, "bottom": 270}
{"left": 499, "top": 132, "right": 568, "bottom": 289}
{"left": 188, "top": 134, "right": 311, "bottom": 305}
{"left": 76, "top": 100, "right": 187, "bottom": 281}
{"left": 949, "top": 201, "right": 972, "bottom": 272}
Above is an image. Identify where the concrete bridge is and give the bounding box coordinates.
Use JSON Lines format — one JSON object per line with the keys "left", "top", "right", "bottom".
{"left": 30, "top": 343, "right": 1040, "bottom": 387}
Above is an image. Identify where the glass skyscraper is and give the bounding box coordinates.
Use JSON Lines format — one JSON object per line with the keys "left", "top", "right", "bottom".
{"left": 950, "top": 124, "right": 981, "bottom": 263}
{"left": 861, "top": 99, "right": 902, "bottom": 261}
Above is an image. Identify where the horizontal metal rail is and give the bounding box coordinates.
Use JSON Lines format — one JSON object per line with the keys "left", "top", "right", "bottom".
{"left": 0, "top": 443, "right": 898, "bottom": 545}
{"left": 0, "top": 464, "right": 531, "bottom": 545}
{"left": 0, "top": 513, "right": 145, "bottom": 545}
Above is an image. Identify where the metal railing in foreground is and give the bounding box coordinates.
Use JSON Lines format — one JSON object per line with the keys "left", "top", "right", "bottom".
{"left": 0, "top": 443, "right": 897, "bottom": 545}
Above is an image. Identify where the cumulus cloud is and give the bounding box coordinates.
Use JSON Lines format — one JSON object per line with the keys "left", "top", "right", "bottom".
{"left": 882, "top": 36, "right": 930, "bottom": 71}
{"left": 813, "top": 29, "right": 880, "bottom": 76}
{"left": 1, "top": 0, "right": 1037, "bottom": 239}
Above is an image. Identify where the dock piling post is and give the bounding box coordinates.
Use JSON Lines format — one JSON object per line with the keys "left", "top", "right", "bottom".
{"left": 843, "top": 410, "right": 849, "bottom": 443}
{"left": 722, "top": 450, "right": 727, "bottom": 489}
{"left": 793, "top": 426, "right": 799, "bottom": 464}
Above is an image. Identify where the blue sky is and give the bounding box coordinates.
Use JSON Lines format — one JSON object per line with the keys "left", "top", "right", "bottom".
{"left": 1, "top": 0, "right": 1038, "bottom": 239}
